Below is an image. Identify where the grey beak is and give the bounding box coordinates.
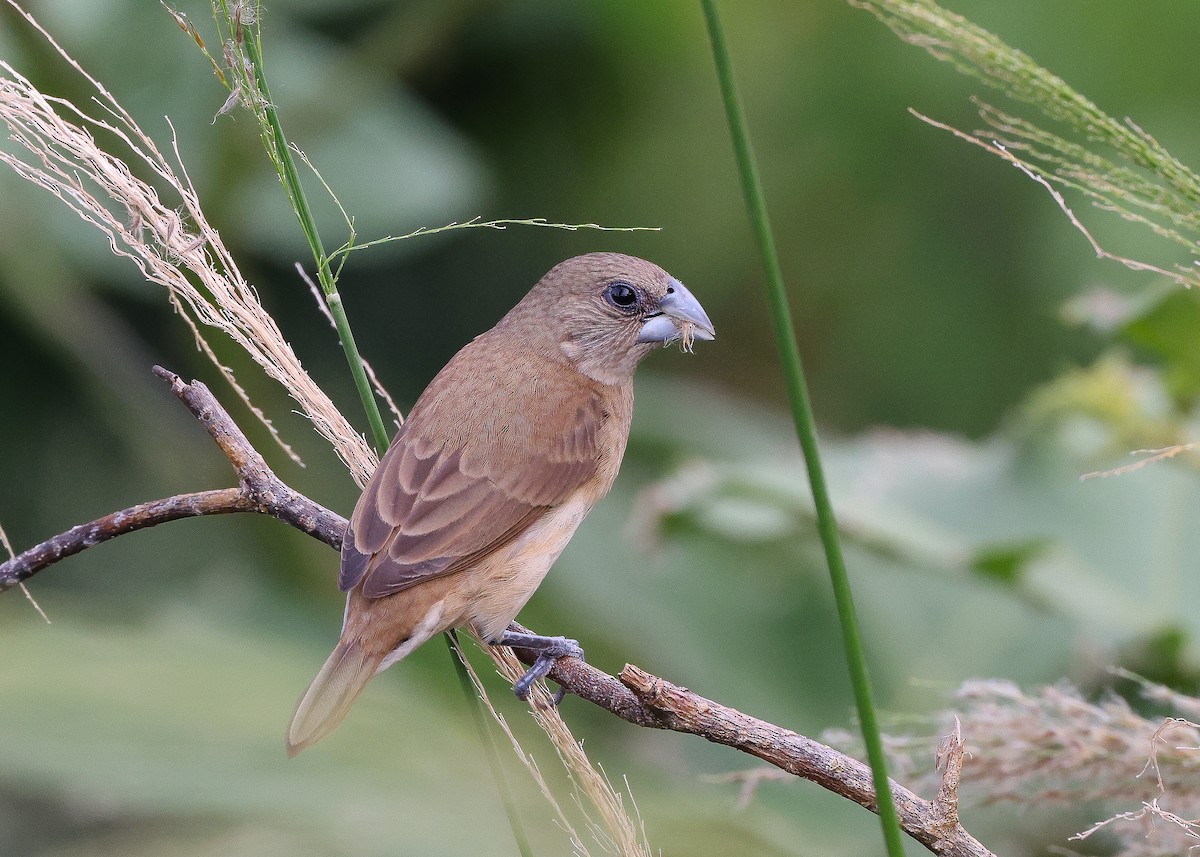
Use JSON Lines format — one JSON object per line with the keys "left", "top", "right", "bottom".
{"left": 637, "top": 279, "right": 716, "bottom": 345}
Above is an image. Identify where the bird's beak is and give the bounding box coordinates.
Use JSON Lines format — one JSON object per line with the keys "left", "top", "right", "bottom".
{"left": 637, "top": 279, "right": 716, "bottom": 345}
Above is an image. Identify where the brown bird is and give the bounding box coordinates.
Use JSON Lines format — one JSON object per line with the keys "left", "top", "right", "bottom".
{"left": 287, "top": 252, "right": 714, "bottom": 755}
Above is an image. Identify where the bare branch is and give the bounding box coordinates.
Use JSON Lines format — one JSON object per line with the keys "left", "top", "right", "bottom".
{"left": 0, "top": 368, "right": 994, "bottom": 856}
{"left": 0, "top": 367, "right": 343, "bottom": 592}
{"left": 612, "top": 666, "right": 991, "bottom": 857}
{"left": 1, "top": 487, "right": 245, "bottom": 592}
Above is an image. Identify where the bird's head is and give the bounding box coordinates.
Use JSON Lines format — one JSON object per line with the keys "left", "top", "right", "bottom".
{"left": 508, "top": 252, "right": 715, "bottom": 386}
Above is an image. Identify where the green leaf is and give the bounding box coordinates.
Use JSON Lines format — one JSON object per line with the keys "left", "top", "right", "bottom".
{"left": 1121, "top": 287, "right": 1200, "bottom": 403}
{"left": 969, "top": 539, "right": 1052, "bottom": 585}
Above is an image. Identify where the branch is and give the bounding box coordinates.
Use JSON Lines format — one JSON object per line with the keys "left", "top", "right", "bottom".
{"left": 0, "top": 366, "right": 343, "bottom": 591}
{"left": 0, "top": 368, "right": 993, "bottom": 857}
{"left": 0, "top": 487, "right": 245, "bottom": 590}
{"left": 512, "top": 649, "right": 990, "bottom": 857}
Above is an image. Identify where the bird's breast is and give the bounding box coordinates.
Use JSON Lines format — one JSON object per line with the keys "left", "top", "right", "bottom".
{"left": 467, "top": 491, "right": 594, "bottom": 643}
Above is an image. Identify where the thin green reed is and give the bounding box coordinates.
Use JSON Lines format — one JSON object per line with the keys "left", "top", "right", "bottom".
{"left": 699, "top": 3, "right": 907, "bottom": 855}
{"left": 213, "top": 6, "right": 534, "bottom": 853}
{"left": 233, "top": 21, "right": 389, "bottom": 454}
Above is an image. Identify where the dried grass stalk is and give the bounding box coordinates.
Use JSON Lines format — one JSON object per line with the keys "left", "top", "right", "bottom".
{"left": 475, "top": 639, "right": 652, "bottom": 857}
{"left": 1, "top": 4, "right": 649, "bottom": 852}
{"left": 831, "top": 677, "right": 1200, "bottom": 857}
{"left": 0, "top": 1, "right": 376, "bottom": 485}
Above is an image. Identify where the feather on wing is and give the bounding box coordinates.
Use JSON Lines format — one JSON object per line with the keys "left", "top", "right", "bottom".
{"left": 339, "top": 350, "right": 608, "bottom": 599}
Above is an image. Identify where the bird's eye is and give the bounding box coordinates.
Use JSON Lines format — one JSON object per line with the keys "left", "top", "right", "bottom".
{"left": 605, "top": 281, "right": 639, "bottom": 311}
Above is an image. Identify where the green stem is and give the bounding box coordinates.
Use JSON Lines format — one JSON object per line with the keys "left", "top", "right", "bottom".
{"left": 241, "top": 30, "right": 389, "bottom": 453}
{"left": 234, "top": 15, "right": 531, "bottom": 853}
{"left": 699, "top": 3, "right": 906, "bottom": 855}
{"left": 448, "top": 632, "right": 535, "bottom": 857}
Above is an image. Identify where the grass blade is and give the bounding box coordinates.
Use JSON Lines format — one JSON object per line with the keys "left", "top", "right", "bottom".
{"left": 700, "top": 3, "right": 907, "bottom": 854}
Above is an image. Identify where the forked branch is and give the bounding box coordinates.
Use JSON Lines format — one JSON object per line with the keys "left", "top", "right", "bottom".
{"left": 0, "top": 366, "right": 342, "bottom": 593}
{"left": 0, "top": 368, "right": 993, "bottom": 857}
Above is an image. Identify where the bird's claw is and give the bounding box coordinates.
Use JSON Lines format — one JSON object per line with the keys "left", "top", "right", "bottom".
{"left": 512, "top": 658, "right": 569, "bottom": 704}
{"left": 495, "top": 631, "right": 583, "bottom": 702}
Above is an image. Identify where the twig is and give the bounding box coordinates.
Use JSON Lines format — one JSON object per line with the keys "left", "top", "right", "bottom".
{"left": 0, "top": 520, "right": 49, "bottom": 620}
{"left": 932, "top": 718, "right": 966, "bottom": 840}
{"left": 0, "top": 368, "right": 994, "bottom": 857}
{"left": 0, "top": 367, "right": 342, "bottom": 591}
{"left": 605, "top": 665, "right": 991, "bottom": 857}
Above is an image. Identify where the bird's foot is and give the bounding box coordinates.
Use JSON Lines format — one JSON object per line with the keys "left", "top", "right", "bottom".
{"left": 494, "top": 631, "right": 584, "bottom": 702}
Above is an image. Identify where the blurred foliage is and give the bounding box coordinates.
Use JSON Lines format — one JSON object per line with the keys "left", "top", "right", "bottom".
{"left": 4, "top": 1, "right": 1200, "bottom": 855}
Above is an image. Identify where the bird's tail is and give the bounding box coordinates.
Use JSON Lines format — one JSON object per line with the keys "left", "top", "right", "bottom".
{"left": 287, "top": 639, "right": 383, "bottom": 757}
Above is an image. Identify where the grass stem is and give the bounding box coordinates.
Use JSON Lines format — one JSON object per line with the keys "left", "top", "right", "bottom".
{"left": 227, "top": 10, "right": 535, "bottom": 852}
{"left": 700, "top": 3, "right": 906, "bottom": 854}
{"left": 449, "top": 632, "right": 536, "bottom": 857}
{"left": 239, "top": 24, "right": 389, "bottom": 453}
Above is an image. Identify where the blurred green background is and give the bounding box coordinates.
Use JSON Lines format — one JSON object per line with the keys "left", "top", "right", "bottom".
{"left": 4, "top": 1, "right": 1200, "bottom": 854}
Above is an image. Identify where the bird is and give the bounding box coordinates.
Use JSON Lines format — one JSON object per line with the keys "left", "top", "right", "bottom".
{"left": 286, "top": 252, "right": 715, "bottom": 756}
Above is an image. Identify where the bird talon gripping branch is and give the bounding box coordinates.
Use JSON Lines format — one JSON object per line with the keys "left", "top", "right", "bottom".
{"left": 287, "top": 253, "right": 714, "bottom": 756}
{"left": 512, "top": 659, "right": 552, "bottom": 701}
{"left": 496, "top": 630, "right": 584, "bottom": 661}
{"left": 497, "top": 630, "right": 584, "bottom": 700}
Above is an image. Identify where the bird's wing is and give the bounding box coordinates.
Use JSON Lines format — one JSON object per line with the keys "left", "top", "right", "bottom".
{"left": 339, "top": 388, "right": 605, "bottom": 599}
